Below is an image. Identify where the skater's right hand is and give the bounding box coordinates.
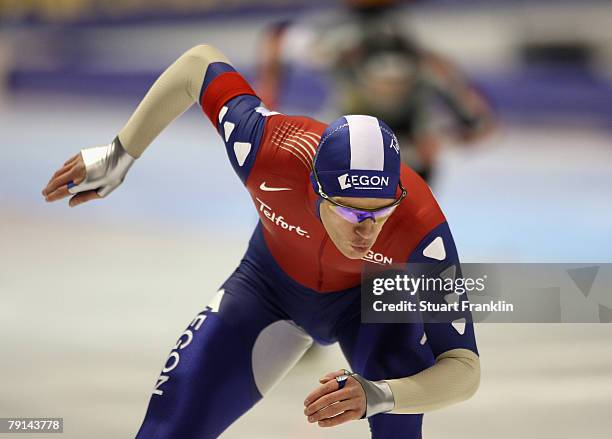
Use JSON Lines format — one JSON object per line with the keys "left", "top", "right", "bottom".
{"left": 42, "top": 152, "right": 94, "bottom": 207}
{"left": 42, "top": 138, "right": 136, "bottom": 207}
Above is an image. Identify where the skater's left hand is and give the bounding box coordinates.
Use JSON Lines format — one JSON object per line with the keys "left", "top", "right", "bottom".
{"left": 303, "top": 369, "right": 366, "bottom": 427}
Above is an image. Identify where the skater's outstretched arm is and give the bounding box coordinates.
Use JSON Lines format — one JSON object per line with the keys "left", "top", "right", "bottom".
{"left": 117, "top": 44, "right": 230, "bottom": 158}
{"left": 42, "top": 44, "right": 260, "bottom": 206}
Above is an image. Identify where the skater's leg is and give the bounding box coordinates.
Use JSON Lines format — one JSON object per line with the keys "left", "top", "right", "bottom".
{"left": 135, "top": 287, "right": 313, "bottom": 439}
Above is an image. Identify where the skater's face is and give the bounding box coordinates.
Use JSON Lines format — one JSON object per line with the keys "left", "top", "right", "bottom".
{"left": 320, "top": 196, "right": 396, "bottom": 259}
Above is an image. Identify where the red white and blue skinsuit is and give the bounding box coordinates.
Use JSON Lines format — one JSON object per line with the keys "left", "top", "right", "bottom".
{"left": 135, "top": 63, "right": 478, "bottom": 439}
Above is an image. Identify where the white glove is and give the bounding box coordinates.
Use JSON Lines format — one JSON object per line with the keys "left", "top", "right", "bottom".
{"left": 68, "top": 137, "right": 135, "bottom": 197}
{"left": 337, "top": 370, "right": 395, "bottom": 417}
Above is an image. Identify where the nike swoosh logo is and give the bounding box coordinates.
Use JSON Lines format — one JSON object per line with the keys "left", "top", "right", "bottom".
{"left": 260, "top": 182, "right": 292, "bottom": 192}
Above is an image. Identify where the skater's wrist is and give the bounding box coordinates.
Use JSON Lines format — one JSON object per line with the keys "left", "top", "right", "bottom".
{"left": 349, "top": 374, "right": 395, "bottom": 417}
{"left": 68, "top": 137, "right": 135, "bottom": 198}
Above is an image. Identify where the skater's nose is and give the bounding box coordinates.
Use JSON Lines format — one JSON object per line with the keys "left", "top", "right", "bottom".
{"left": 354, "top": 220, "right": 375, "bottom": 240}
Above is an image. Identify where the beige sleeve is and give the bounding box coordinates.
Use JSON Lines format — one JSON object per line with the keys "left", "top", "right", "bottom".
{"left": 386, "top": 348, "right": 480, "bottom": 414}
{"left": 117, "top": 45, "right": 230, "bottom": 158}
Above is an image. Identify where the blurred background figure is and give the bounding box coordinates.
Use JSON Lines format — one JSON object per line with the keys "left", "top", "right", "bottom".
{"left": 0, "top": 32, "right": 12, "bottom": 106}
{"left": 257, "top": 0, "right": 495, "bottom": 182}
{"left": 1, "top": 1, "right": 612, "bottom": 438}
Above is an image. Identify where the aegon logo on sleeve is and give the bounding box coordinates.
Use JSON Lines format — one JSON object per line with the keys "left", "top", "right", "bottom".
{"left": 337, "top": 173, "right": 390, "bottom": 191}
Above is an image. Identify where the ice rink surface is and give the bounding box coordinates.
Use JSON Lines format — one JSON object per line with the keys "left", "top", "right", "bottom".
{"left": 2, "top": 95, "right": 612, "bottom": 438}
